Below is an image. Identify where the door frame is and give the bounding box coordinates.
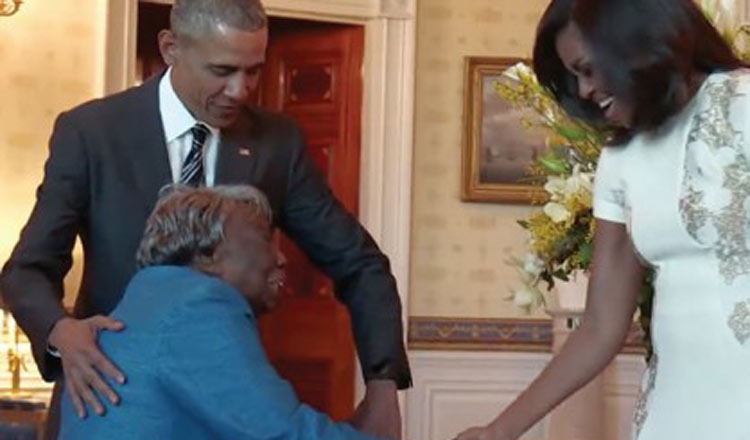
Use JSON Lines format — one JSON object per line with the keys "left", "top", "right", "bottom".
{"left": 101, "top": 0, "right": 415, "bottom": 403}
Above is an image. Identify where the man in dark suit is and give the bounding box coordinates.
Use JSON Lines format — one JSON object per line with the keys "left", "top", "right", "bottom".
{"left": 60, "top": 184, "right": 381, "bottom": 440}
{"left": 0, "top": 0, "right": 410, "bottom": 438}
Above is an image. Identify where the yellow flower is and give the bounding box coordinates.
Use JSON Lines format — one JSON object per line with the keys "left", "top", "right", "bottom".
{"left": 526, "top": 212, "right": 569, "bottom": 260}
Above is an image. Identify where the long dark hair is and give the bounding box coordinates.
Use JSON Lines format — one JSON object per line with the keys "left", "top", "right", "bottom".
{"left": 533, "top": 0, "right": 747, "bottom": 138}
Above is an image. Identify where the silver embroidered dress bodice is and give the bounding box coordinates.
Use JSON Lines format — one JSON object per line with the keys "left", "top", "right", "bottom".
{"left": 593, "top": 70, "right": 750, "bottom": 440}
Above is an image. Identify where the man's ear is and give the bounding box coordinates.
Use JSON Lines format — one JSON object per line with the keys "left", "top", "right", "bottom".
{"left": 158, "top": 29, "right": 180, "bottom": 66}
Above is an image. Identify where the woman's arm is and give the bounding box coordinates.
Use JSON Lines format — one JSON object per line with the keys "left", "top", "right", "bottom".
{"left": 456, "top": 219, "right": 646, "bottom": 440}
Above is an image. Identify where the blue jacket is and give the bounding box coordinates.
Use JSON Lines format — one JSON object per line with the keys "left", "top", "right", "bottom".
{"left": 59, "top": 266, "right": 379, "bottom": 440}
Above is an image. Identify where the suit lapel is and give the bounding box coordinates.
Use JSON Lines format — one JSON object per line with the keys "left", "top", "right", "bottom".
{"left": 216, "top": 110, "right": 257, "bottom": 185}
{"left": 129, "top": 74, "right": 172, "bottom": 211}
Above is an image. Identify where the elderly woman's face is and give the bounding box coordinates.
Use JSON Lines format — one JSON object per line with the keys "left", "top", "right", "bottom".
{"left": 555, "top": 22, "right": 634, "bottom": 129}
{"left": 211, "top": 205, "right": 286, "bottom": 314}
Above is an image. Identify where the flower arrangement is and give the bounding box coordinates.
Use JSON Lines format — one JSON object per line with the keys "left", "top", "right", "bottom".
{"left": 499, "top": 62, "right": 604, "bottom": 312}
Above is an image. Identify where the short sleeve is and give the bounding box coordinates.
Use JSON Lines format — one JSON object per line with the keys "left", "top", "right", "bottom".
{"left": 729, "top": 69, "right": 750, "bottom": 161}
{"left": 593, "top": 146, "right": 627, "bottom": 224}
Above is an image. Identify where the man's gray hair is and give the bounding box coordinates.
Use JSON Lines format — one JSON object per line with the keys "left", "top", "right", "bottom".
{"left": 136, "top": 184, "right": 272, "bottom": 269}
{"left": 171, "top": 0, "right": 267, "bottom": 40}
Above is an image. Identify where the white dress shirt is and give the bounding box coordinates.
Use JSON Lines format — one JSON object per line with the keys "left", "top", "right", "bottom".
{"left": 158, "top": 68, "right": 220, "bottom": 187}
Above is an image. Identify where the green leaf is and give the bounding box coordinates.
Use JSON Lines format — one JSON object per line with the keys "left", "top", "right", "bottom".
{"left": 552, "top": 269, "right": 569, "bottom": 281}
{"left": 537, "top": 155, "right": 569, "bottom": 174}
{"left": 554, "top": 124, "right": 589, "bottom": 141}
{"left": 540, "top": 272, "right": 555, "bottom": 290}
{"left": 578, "top": 242, "right": 592, "bottom": 268}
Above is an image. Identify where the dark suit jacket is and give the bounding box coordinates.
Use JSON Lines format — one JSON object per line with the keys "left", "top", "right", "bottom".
{"left": 60, "top": 266, "right": 379, "bottom": 440}
{"left": 0, "top": 75, "right": 411, "bottom": 389}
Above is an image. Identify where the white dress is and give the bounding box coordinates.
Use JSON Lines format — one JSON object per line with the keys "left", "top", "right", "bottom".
{"left": 593, "top": 70, "right": 750, "bottom": 440}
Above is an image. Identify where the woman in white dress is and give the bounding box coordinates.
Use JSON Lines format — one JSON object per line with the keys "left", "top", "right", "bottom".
{"left": 455, "top": 0, "right": 750, "bottom": 439}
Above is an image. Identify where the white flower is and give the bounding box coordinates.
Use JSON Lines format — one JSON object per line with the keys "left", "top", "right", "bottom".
{"left": 541, "top": 106, "right": 557, "bottom": 124}
{"left": 543, "top": 202, "right": 571, "bottom": 223}
{"left": 522, "top": 253, "right": 545, "bottom": 278}
{"left": 565, "top": 170, "right": 593, "bottom": 196}
{"left": 502, "top": 62, "right": 533, "bottom": 82}
{"left": 512, "top": 287, "right": 537, "bottom": 308}
{"left": 544, "top": 176, "right": 567, "bottom": 200}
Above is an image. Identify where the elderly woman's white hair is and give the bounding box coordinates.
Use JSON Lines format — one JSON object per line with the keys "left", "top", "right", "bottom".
{"left": 135, "top": 184, "right": 272, "bottom": 269}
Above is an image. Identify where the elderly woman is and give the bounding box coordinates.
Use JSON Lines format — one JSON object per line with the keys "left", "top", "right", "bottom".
{"left": 58, "top": 185, "right": 379, "bottom": 440}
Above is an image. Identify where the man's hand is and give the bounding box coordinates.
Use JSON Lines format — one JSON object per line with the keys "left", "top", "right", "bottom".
{"left": 349, "top": 379, "right": 401, "bottom": 439}
{"left": 48, "top": 316, "right": 126, "bottom": 418}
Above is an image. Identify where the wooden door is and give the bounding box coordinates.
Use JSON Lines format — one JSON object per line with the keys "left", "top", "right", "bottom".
{"left": 257, "top": 19, "right": 364, "bottom": 421}
{"left": 136, "top": 2, "right": 170, "bottom": 81}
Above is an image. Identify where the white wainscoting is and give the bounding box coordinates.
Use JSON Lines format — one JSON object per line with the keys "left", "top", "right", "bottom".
{"left": 405, "top": 350, "right": 646, "bottom": 440}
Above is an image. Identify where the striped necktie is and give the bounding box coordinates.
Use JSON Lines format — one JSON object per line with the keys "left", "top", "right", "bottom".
{"left": 180, "top": 123, "right": 210, "bottom": 187}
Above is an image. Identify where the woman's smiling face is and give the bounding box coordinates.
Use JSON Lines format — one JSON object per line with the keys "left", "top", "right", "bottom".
{"left": 555, "top": 22, "right": 634, "bottom": 129}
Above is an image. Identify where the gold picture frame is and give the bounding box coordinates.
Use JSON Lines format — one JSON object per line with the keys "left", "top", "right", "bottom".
{"left": 461, "top": 56, "right": 547, "bottom": 203}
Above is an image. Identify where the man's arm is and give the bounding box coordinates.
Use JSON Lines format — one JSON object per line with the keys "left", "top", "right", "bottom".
{"left": 0, "top": 112, "right": 87, "bottom": 379}
{"left": 0, "top": 112, "right": 124, "bottom": 416}
{"left": 157, "top": 282, "right": 379, "bottom": 440}
{"left": 279, "top": 124, "right": 411, "bottom": 390}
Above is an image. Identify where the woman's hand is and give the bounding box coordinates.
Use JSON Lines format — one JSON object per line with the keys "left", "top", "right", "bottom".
{"left": 453, "top": 423, "right": 512, "bottom": 440}
{"left": 453, "top": 220, "right": 646, "bottom": 440}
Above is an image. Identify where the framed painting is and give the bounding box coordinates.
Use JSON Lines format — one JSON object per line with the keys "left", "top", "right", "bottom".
{"left": 460, "top": 56, "right": 548, "bottom": 203}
